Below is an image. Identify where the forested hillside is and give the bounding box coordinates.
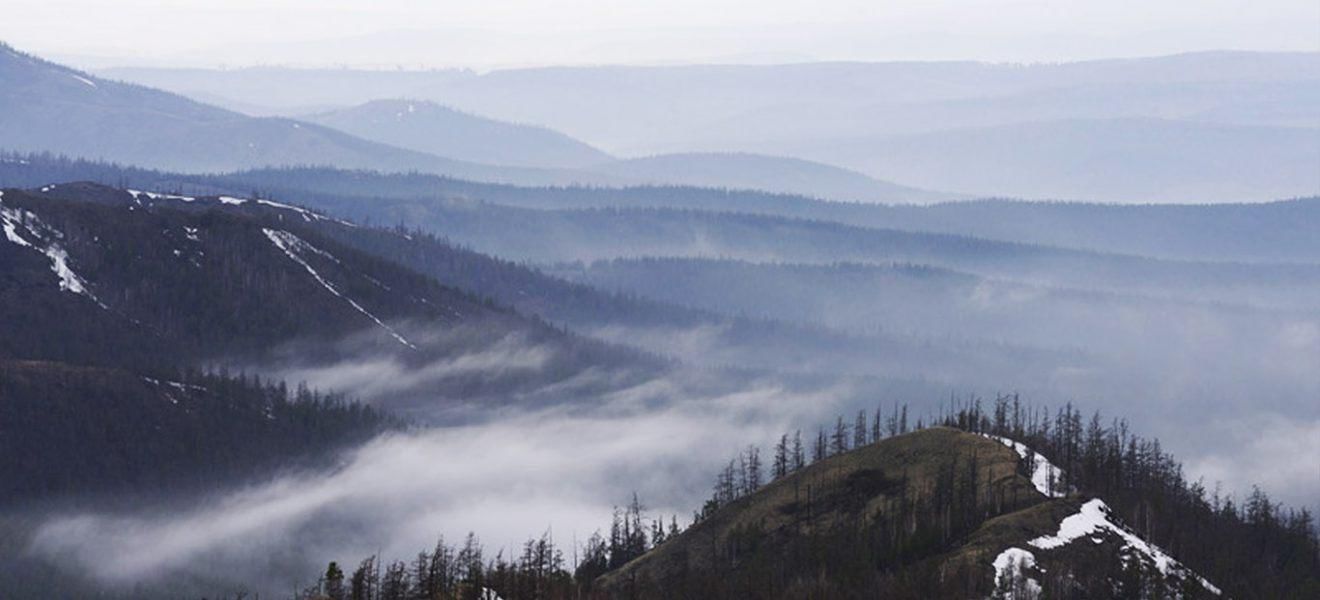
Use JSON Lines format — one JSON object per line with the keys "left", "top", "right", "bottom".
{"left": 0, "top": 361, "right": 391, "bottom": 506}
{"left": 287, "top": 403, "right": 1319, "bottom": 599}
{"left": 10, "top": 156, "right": 1320, "bottom": 265}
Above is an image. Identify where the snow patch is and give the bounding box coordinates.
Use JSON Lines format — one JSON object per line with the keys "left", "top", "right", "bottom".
{"left": 991, "top": 547, "right": 1041, "bottom": 599}
{"left": 1028, "top": 499, "right": 1221, "bottom": 595}
{"left": 217, "top": 196, "right": 248, "bottom": 206}
{"left": 263, "top": 228, "right": 414, "bottom": 349}
{"left": 71, "top": 73, "right": 98, "bottom": 88}
{"left": 0, "top": 193, "right": 104, "bottom": 307}
{"left": 127, "top": 190, "right": 196, "bottom": 202}
{"left": 982, "top": 434, "right": 1067, "bottom": 498}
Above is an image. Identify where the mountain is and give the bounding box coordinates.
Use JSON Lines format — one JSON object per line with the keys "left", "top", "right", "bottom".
{"left": 0, "top": 45, "right": 963, "bottom": 201}
{"left": 98, "top": 52, "right": 1320, "bottom": 149}
{"left": 782, "top": 117, "right": 1320, "bottom": 203}
{"left": 302, "top": 105, "right": 951, "bottom": 203}
{"left": 0, "top": 43, "right": 617, "bottom": 187}
{"left": 0, "top": 163, "right": 1074, "bottom": 393}
{"left": 588, "top": 152, "right": 956, "bottom": 204}
{"left": 303, "top": 99, "right": 614, "bottom": 169}
{"left": 0, "top": 183, "right": 652, "bottom": 413}
{"left": 99, "top": 51, "right": 1320, "bottom": 203}
{"left": 591, "top": 427, "right": 1226, "bottom": 599}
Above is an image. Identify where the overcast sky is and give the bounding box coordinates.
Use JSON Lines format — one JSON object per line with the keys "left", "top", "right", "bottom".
{"left": 3, "top": 0, "right": 1318, "bottom": 69}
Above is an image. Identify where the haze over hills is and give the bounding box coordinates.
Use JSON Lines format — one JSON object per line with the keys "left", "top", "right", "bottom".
{"left": 303, "top": 99, "right": 615, "bottom": 169}
{"left": 99, "top": 51, "right": 1320, "bottom": 203}
{"left": 0, "top": 43, "right": 626, "bottom": 188}
{"left": 2, "top": 44, "right": 958, "bottom": 204}
{"left": 23, "top": 161, "right": 1311, "bottom": 264}
{"left": 588, "top": 152, "right": 958, "bottom": 204}
{"left": 1, "top": 22, "right": 1317, "bottom": 599}
{"left": 780, "top": 117, "right": 1320, "bottom": 203}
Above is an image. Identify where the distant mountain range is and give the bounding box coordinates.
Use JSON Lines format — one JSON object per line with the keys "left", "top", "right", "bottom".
{"left": 0, "top": 43, "right": 950, "bottom": 204}
{"left": 588, "top": 152, "right": 957, "bottom": 204}
{"left": 781, "top": 117, "right": 1320, "bottom": 203}
{"left": 302, "top": 99, "right": 614, "bottom": 169}
{"left": 100, "top": 50, "right": 1320, "bottom": 203}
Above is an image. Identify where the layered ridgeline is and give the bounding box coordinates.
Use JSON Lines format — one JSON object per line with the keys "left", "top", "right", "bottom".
{"left": 9, "top": 156, "right": 1320, "bottom": 265}
{"left": 292, "top": 405, "right": 1318, "bottom": 600}
{"left": 0, "top": 182, "right": 655, "bottom": 506}
{"left": 100, "top": 52, "right": 1320, "bottom": 203}
{"left": 302, "top": 99, "right": 614, "bottom": 169}
{"left": 0, "top": 43, "right": 609, "bottom": 187}
{"left": 0, "top": 44, "right": 951, "bottom": 204}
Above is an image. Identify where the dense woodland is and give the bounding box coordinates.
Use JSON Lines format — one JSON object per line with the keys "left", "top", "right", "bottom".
{"left": 287, "top": 398, "right": 1318, "bottom": 600}
{"left": 3, "top": 39, "right": 1319, "bottom": 600}
{"left": 0, "top": 361, "right": 393, "bottom": 506}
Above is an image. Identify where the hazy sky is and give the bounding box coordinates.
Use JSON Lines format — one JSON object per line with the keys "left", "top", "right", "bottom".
{"left": 4, "top": 0, "right": 1318, "bottom": 69}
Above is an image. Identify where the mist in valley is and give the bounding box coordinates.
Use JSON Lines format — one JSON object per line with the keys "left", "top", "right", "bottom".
{"left": 1, "top": 3, "right": 1318, "bottom": 597}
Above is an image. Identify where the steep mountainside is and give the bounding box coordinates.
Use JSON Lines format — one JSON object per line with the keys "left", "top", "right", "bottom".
{"left": 304, "top": 99, "right": 614, "bottom": 169}
{"left": 593, "top": 428, "right": 1223, "bottom": 599}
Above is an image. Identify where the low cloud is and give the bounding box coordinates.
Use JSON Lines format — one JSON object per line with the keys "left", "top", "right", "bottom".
{"left": 28, "top": 372, "right": 850, "bottom": 594}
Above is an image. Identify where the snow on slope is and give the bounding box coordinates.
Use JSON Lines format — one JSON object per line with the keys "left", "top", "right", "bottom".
{"left": 981, "top": 434, "right": 1219, "bottom": 596}
{"left": 982, "top": 434, "right": 1067, "bottom": 498}
{"left": 1028, "top": 498, "right": 1221, "bottom": 595}
{"left": 263, "top": 228, "right": 415, "bottom": 349}
{"left": 0, "top": 190, "right": 105, "bottom": 307}
{"left": 128, "top": 189, "right": 352, "bottom": 225}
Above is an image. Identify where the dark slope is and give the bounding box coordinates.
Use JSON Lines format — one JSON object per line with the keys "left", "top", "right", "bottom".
{"left": 304, "top": 99, "right": 614, "bottom": 169}
{"left": 0, "top": 183, "right": 500, "bottom": 367}
{"left": 0, "top": 359, "right": 390, "bottom": 506}
{"left": 0, "top": 183, "right": 655, "bottom": 412}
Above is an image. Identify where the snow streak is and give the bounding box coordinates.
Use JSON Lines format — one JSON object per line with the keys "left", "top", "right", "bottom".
{"left": 982, "top": 434, "right": 1067, "bottom": 498}
{"left": 263, "top": 228, "right": 415, "bottom": 349}
{"left": 1, "top": 191, "right": 105, "bottom": 307}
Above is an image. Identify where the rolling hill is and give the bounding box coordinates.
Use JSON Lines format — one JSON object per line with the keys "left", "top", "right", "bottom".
{"left": 303, "top": 99, "right": 614, "bottom": 169}
{"left": 782, "top": 117, "right": 1320, "bottom": 203}
{"left": 588, "top": 152, "right": 956, "bottom": 204}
